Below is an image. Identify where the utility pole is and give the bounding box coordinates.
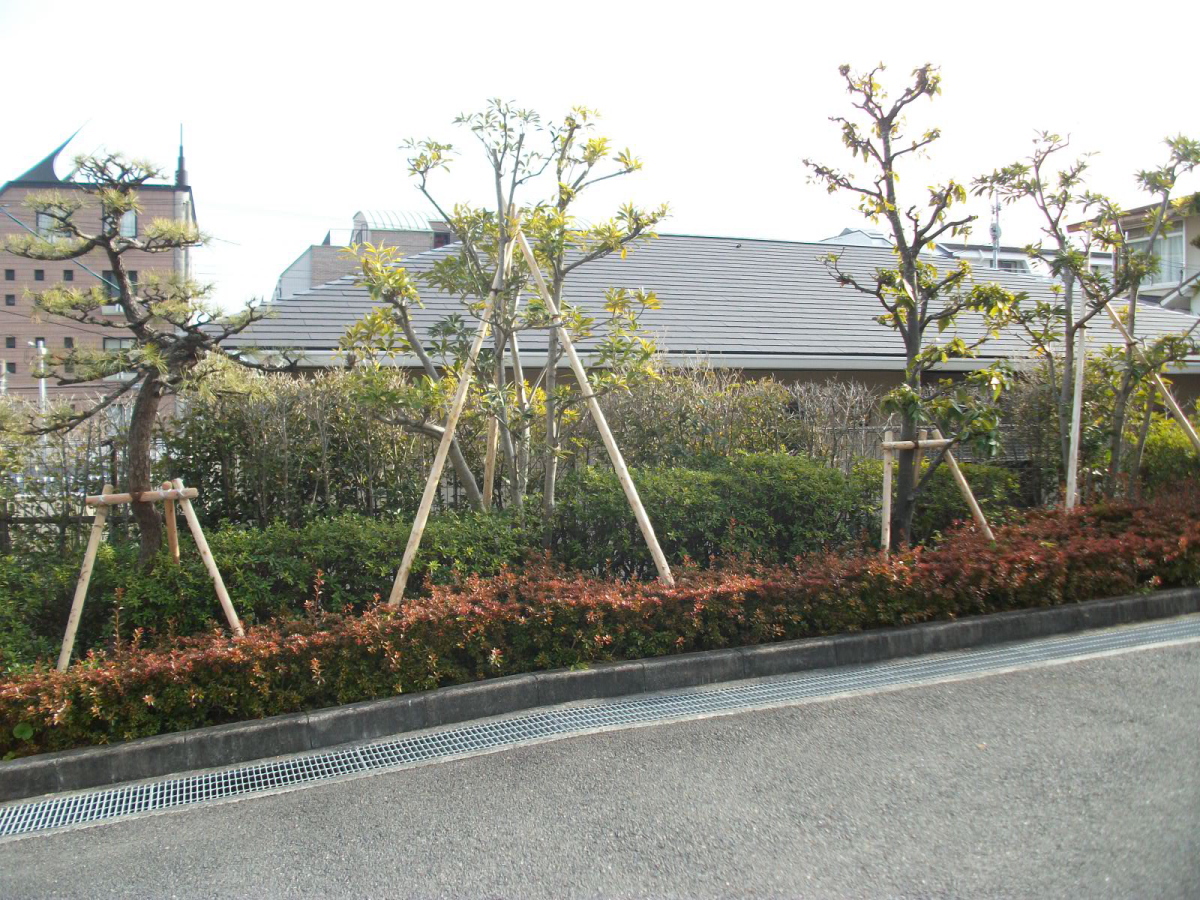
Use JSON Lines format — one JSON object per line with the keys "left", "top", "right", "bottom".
{"left": 989, "top": 194, "right": 1001, "bottom": 269}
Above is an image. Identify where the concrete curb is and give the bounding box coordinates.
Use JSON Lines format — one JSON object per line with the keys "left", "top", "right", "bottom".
{"left": 3, "top": 586, "right": 1198, "bottom": 803}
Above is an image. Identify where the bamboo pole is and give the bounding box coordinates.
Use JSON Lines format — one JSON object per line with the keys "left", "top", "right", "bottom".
{"left": 1102, "top": 303, "right": 1200, "bottom": 454}
{"left": 881, "top": 438, "right": 952, "bottom": 452}
{"left": 881, "top": 431, "right": 892, "bottom": 556}
{"left": 482, "top": 417, "right": 498, "bottom": 512}
{"left": 388, "top": 249, "right": 513, "bottom": 606}
{"left": 932, "top": 429, "right": 995, "bottom": 541}
{"left": 514, "top": 228, "right": 675, "bottom": 587}
{"left": 57, "top": 484, "right": 111, "bottom": 671}
{"left": 85, "top": 487, "right": 198, "bottom": 507}
{"left": 162, "top": 481, "right": 180, "bottom": 565}
{"left": 173, "top": 478, "right": 244, "bottom": 636}
{"left": 1065, "top": 323, "right": 1088, "bottom": 509}
{"left": 914, "top": 429, "right": 928, "bottom": 473}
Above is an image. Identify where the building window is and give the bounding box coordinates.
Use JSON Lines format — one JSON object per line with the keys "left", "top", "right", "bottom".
{"left": 35, "top": 213, "right": 62, "bottom": 239}
{"left": 64, "top": 337, "right": 74, "bottom": 349}
{"left": 4, "top": 295, "right": 13, "bottom": 307}
{"left": 433, "top": 232, "right": 453, "bottom": 248}
{"left": 100, "top": 270, "right": 137, "bottom": 300}
{"left": 34, "top": 270, "right": 44, "bottom": 282}
{"left": 63, "top": 269, "right": 74, "bottom": 282}
{"left": 997, "top": 259, "right": 1028, "bottom": 273}
{"left": 103, "top": 337, "right": 136, "bottom": 352}
{"left": 5, "top": 363, "right": 14, "bottom": 374}
{"left": 1128, "top": 230, "right": 1186, "bottom": 287}
{"left": 4, "top": 337, "right": 13, "bottom": 349}
{"left": 4, "top": 270, "right": 14, "bottom": 281}
{"left": 103, "top": 210, "right": 137, "bottom": 238}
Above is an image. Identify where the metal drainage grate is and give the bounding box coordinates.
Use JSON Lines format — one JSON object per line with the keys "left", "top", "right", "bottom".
{"left": 2, "top": 614, "right": 1197, "bottom": 839}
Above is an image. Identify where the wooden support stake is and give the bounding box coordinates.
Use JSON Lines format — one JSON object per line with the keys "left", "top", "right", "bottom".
{"left": 482, "top": 417, "right": 498, "bottom": 512}
{"left": 880, "top": 438, "right": 952, "bottom": 452}
{"left": 914, "top": 429, "right": 928, "bottom": 473}
{"left": 389, "top": 249, "right": 512, "bottom": 606}
{"left": 58, "top": 484, "right": 111, "bottom": 671}
{"left": 162, "top": 481, "right": 180, "bottom": 565}
{"left": 933, "top": 429, "right": 995, "bottom": 541}
{"left": 515, "top": 228, "right": 674, "bottom": 587}
{"left": 881, "top": 431, "right": 893, "bottom": 556}
{"left": 173, "top": 478, "right": 244, "bottom": 636}
{"left": 85, "top": 487, "right": 198, "bottom": 507}
{"left": 1103, "top": 303, "right": 1200, "bottom": 454}
{"left": 1065, "top": 323, "right": 1088, "bottom": 509}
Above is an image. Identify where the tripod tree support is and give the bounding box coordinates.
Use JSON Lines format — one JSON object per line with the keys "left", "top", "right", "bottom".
{"left": 58, "top": 479, "right": 243, "bottom": 672}
{"left": 388, "top": 249, "right": 513, "bottom": 606}
{"left": 514, "top": 227, "right": 674, "bottom": 587}
{"left": 879, "top": 429, "right": 994, "bottom": 555}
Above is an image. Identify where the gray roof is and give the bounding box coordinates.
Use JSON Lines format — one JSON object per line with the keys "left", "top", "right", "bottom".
{"left": 230, "top": 234, "right": 1200, "bottom": 371}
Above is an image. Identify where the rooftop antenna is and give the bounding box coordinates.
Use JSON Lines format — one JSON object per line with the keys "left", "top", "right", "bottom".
{"left": 175, "top": 124, "right": 188, "bottom": 188}
{"left": 989, "top": 192, "right": 1001, "bottom": 269}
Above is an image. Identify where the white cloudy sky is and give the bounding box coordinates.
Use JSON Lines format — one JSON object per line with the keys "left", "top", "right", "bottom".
{"left": 1, "top": 0, "right": 1196, "bottom": 309}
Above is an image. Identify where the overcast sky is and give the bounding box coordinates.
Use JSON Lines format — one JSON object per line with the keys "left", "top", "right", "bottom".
{"left": 1, "top": 0, "right": 1196, "bottom": 309}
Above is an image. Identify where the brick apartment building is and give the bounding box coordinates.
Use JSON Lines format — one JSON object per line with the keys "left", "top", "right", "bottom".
{"left": 0, "top": 133, "right": 196, "bottom": 403}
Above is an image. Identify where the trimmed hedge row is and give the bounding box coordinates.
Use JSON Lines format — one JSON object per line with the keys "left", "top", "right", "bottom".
{"left": 551, "top": 454, "right": 1023, "bottom": 576}
{"left": 0, "top": 512, "right": 532, "bottom": 673}
{"left": 0, "top": 454, "right": 1024, "bottom": 671}
{"left": 3, "top": 493, "right": 1197, "bottom": 758}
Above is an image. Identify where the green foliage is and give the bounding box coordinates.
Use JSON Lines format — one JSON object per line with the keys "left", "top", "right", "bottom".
{"left": 551, "top": 454, "right": 1024, "bottom": 576}
{"left": 850, "top": 458, "right": 1024, "bottom": 544}
{"left": 0, "top": 511, "right": 532, "bottom": 674}
{"left": 1140, "top": 415, "right": 1200, "bottom": 494}
{"left": 4, "top": 494, "right": 1197, "bottom": 757}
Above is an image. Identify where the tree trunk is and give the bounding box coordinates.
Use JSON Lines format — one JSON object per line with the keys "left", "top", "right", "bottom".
{"left": 1127, "top": 391, "right": 1155, "bottom": 500}
{"left": 541, "top": 328, "right": 560, "bottom": 549}
{"left": 892, "top": 324, "right": 922, "bottom": 545}
{"left": 128, "top": 370, "right": 164, "bottom": 569}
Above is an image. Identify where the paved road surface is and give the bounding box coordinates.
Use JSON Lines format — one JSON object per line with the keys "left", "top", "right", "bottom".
{"left": 2, "top": 641, "right": 1197, "bottom": 899}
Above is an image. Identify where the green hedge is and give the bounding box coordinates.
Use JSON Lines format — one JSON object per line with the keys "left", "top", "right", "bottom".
{"left": 0, "top": 512, "right": 532, "bottom": 674}
{"left": 553, "top": 454, "right": 1025, "bottom": 576}
{"left": 1141, "top": 416, "right": 1200, "bottom": 495}
{"left": 3, "top": 495, "right": 1197, "bottom": 757}
{"left": 0, "top": 453, "right": 1026, "bottom": 671}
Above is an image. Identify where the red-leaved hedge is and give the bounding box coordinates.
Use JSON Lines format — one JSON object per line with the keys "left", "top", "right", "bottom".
{"left": 3, "top": 495, "right": 1199, "bottom": 758}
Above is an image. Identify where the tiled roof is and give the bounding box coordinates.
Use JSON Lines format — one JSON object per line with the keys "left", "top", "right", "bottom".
{"left": 229, "top": 234, "right": 1200, "bottom": 370}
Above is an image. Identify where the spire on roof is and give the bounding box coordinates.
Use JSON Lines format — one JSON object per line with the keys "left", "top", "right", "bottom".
{"left": 12, "top": 128, "right": 82, "bottom": 184}
{"left": 175, "top": 125, "right": 188, "bottom": 189}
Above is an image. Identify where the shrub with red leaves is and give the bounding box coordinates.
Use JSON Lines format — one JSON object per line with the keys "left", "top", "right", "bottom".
{"left": 3, "top": 496, "right": 1198, "bottom": 758}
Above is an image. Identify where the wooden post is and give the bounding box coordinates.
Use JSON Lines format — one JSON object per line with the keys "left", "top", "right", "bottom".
{"left": 57, "top": 484, "right": 112, "bottom": 671}
{"left": 515, "top": 227, "right": 675, "bottom": 587}
{"left": 932, "top": 429, "right": 995, "bottom": 541}
{"left": 881, "top": 430, "right": 893, "bottom": 556}
{"left": 915, "top": 429, "right": 928, "bottom": 474}
{"left": 173, "top": 478, "right": 244, "bottom": 636}
{"left": 1065, "top": 322, "right": 1088, "bottom": 509}
{"left": 1103, "top": 303, "right": 1200, "bottom": 454}
{"left": 482, "top": 417, "right": 498, "bottom": 512}
{"left": 162, "top": 481, "right": 180, "bottom": 565}
{"left": 388, "top": 249, "right": 512, "bottom": 606}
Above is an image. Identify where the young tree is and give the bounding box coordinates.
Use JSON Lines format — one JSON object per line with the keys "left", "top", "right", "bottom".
{"left": 2, "top": 154, "right": 276, "bottom": 566}
{"left": 977, "top": 135, "right": 1200, "bottom": 498}
{"left": 804, "top": 64, "right": 1020, "bottom": 544}
{"left": 342, "top": 101, "right": 666, "bottom": 524}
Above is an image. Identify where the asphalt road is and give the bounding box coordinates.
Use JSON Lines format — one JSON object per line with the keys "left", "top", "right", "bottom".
{"left": 2, "top": 641, "right": 1197, "bottom": 899}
